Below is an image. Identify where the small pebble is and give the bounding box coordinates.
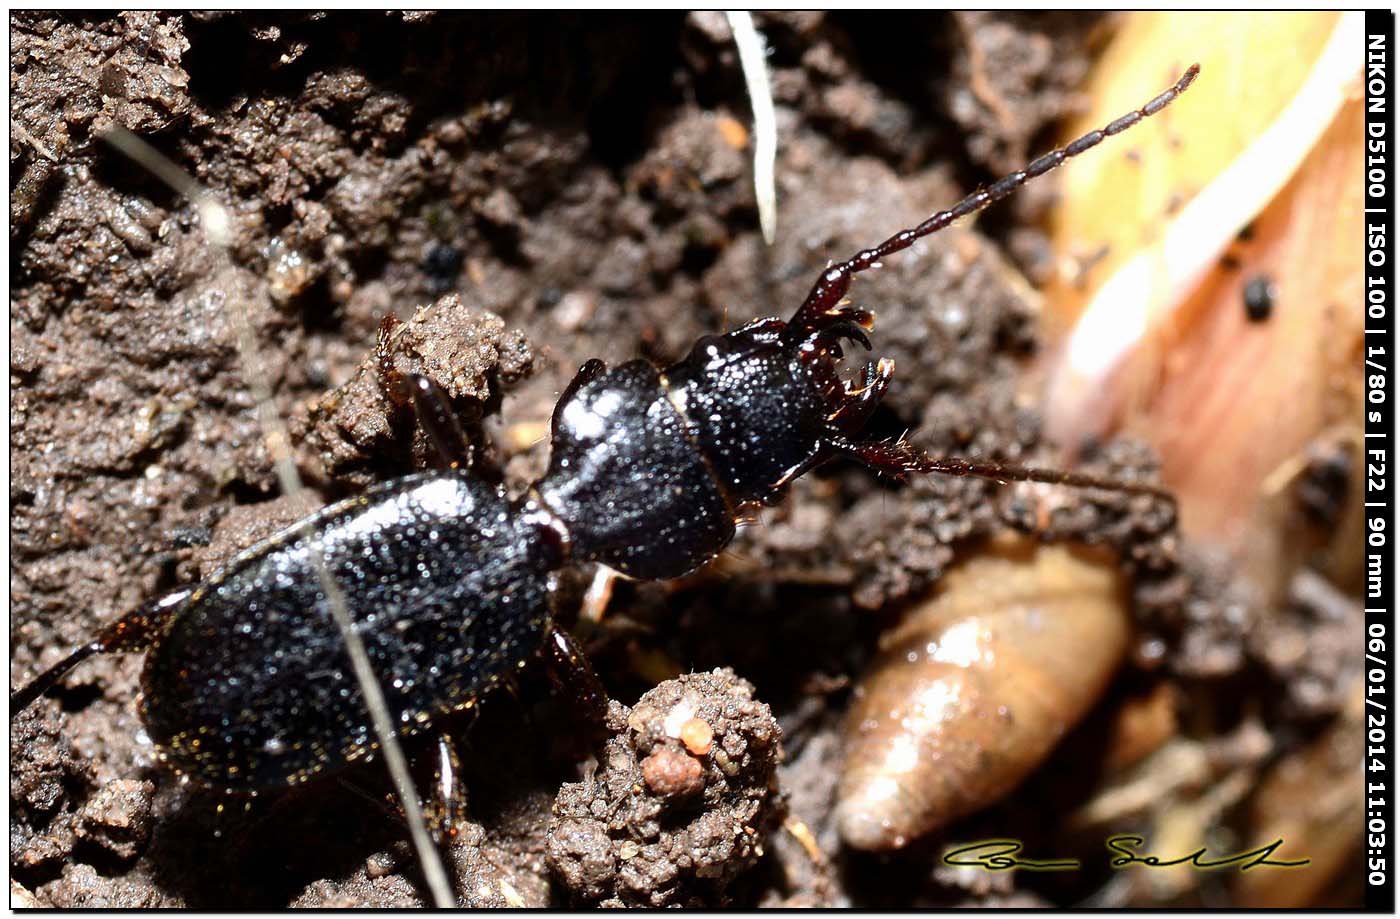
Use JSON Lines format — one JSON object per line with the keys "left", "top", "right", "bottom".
{"left": 679, "top": 717, "right": 714, "bottom": 756}
{"left": 641, "top": 747, "right": 705, "bottom": 798}
{"left": 366, "top": 852, "right": 396, "bottom": 879}
{"left": 1243, "top": 274, "right": 1275, "bottom": 322}
{"left": 715, "top": 114, "right": 749, "bottom": 150}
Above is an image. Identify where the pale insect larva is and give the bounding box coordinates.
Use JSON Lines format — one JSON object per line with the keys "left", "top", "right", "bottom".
{"left": 836, "top": 535, "right": 1130, "bottom": 851}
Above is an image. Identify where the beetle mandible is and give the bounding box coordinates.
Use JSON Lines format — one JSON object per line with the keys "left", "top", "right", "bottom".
{"left": 11, "top": 65, "right": 1198, "bottom": 825}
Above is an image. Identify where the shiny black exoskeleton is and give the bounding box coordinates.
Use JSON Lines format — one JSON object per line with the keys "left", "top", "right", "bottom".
{"left": 10, "top": 67, "right": 1196, "bottom": 800}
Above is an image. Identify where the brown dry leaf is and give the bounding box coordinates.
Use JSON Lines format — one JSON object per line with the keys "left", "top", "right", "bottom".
{"left": 1043, "top": 11, "right": 1340, "bottom": 332}
{"left": 1123, "top": 94, "right": 1364, "bottom": 582}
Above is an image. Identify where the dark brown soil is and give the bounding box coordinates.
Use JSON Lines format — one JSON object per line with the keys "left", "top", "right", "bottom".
{"left": 10, "top": 12, "right": 1359, "bottom": 907}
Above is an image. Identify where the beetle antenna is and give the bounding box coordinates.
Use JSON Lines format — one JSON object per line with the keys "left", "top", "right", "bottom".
{"left": 789, "top": 64, "right": 1200, "bottom": 336}
{"left": 831, "top": 435, "right": 1177, "bottom": 507}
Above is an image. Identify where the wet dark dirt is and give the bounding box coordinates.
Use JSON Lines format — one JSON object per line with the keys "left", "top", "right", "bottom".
{"left": 10, "top": 12, "right": 1359, "bottom": 908}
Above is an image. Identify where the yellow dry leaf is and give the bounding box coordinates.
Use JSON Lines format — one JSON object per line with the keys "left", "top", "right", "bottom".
{"left": 1044, "top": 11, "right": 1340, "bottom": 333}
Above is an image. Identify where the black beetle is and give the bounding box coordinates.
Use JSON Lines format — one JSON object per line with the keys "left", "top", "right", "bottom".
{"left": 11, "top": 66, "right": 1197, "bottom": 823}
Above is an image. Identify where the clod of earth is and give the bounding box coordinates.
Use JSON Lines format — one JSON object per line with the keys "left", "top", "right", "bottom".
{"left": 548, "top": 669, "right": 782, "bottom": 907}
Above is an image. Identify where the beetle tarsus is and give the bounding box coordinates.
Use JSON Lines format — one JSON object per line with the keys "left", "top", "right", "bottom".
{"left": 425, "top": 729, "right": 467, "bottom": 847}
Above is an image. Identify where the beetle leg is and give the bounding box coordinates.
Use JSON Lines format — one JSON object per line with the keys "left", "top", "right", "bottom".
{"left": 550, "top": 359, "right": 606, "bottom": 438}
{"left": 543, "top": 627, "right": 610, "bottom": 744}
{"left": 375, "top": 315, "right": 474, "bottom": 470}
{"left": 340, "top": 729, "right": 471, "bottom": 847}
{"left": 403, "top": 373, "right": 474, "bottom": 471}
{"left": 579, "top": 566, "right": 618, "bottom": 624}
{"left": 424, "top": 729, "right": 468, "bottom": 846}
{"left": 11, "top": 588, "right": 191, "bottom": 713}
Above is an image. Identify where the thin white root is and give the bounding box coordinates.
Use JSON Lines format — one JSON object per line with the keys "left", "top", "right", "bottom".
{"left": 101, "top": 126, "right": 457, "bottom": 909}
{"left": 727, "top": 11, "right": 778, "bottom": 245}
